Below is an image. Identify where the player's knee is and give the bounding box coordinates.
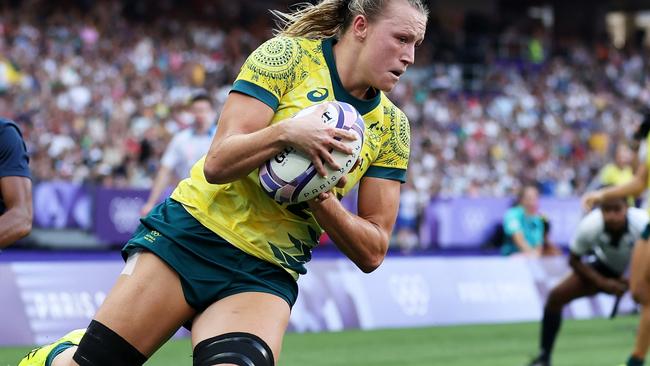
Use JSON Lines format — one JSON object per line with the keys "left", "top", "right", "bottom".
{"left": 73, "top": 320, "right": 147, "bottom": 366}
{"left": 193, "top": 332, "right": 274, "bottom": 366}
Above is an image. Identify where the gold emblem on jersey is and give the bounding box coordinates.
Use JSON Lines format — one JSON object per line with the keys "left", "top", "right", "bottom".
{"left": 249, "top": 37, "right": 303, "bottom": 82}
{"left": 384, "top": 106, "right": 411, "bottom": 163}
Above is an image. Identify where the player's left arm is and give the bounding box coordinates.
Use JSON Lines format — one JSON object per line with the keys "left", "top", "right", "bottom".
{"left": 308, "top": 176, "right": 398, "bottom": 273}
{"left": 0, "top": 176, "right": 32, "bottom": 248}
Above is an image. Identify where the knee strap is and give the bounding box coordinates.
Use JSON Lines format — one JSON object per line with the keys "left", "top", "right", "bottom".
{"left": 193, "top": 332, "right": 274, "bottom": 366}
{"left": 73, "top": 320, "right": 147, "bottom": 366}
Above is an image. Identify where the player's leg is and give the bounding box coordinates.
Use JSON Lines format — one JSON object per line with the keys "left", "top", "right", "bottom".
{"left": 72, "top": 251, "right": 195, "bottom": 365}
{"left": 191, "top": 292, "right": 291, "bottom": 366}
{"left": 25, "top": 251, "right": 195, "bottom": 366}
{"left": 625, "top": 239, "right": 650, "bottom": 366}
{"left": 530, "top": 271, "right": 600, "bottom": 366}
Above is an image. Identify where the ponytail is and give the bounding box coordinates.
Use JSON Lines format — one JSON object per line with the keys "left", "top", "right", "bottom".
{"left": 272, "top": 0, "right": 352, "bottom": 39}
{"left": 272, "top": 0, "right": 428, "bottom": 40}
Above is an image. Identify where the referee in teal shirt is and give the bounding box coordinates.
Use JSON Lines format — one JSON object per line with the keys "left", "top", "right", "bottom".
{"left": 501, "top": 185, "right": 544, "bottom": 256}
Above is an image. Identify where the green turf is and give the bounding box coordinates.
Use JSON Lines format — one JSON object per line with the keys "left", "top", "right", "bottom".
{"left": 0, "top": 316, "right": 640, "bottom": 366}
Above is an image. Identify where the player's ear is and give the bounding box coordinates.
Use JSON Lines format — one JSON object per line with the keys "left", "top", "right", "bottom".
{"left": 351, "top": 14, "right": 368, "bottom": 41}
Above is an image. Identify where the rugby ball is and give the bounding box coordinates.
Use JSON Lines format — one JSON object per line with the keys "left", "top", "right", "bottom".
{"left": 259, "top": 101, "right": 365, "bottom": 204}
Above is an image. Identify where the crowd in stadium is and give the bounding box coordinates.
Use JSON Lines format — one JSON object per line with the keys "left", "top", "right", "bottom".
{"left": 1, "top": 1, "right": 648, "bottom": 211}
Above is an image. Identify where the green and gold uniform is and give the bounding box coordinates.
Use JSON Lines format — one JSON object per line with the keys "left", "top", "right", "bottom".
{"left": 173, "top": 36, "right": 410, "bottom": 278}
{"left": 125, "top": 36, "right": 410, "bottom": 309}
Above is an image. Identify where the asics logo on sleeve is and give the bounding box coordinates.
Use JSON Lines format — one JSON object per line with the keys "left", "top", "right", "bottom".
{"left": 307, "top": 87, "right": 329, "bottom": 102}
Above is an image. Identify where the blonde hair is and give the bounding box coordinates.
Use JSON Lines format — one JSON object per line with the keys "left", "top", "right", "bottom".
{"left": 272, "top": 0, "right": 428, "bottom": 39}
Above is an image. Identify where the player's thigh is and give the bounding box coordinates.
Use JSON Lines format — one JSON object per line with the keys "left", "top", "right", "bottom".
{"left": 191, "top": 292, "right": 291, "bottom": 362}
{"left": 94, "top": 251, "right": 195, "bottom": 356}
{"left": 630, "top": 239, "right": 650, "bottom": 302}
{"left": 546, "top": 271, "right": 598, "bottom": 308}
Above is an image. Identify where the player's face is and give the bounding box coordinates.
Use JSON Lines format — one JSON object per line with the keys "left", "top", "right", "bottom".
{"left": 602, "top": 200, "right": 627, "bottom": 232}
{"left": 361, "top": 0, "right": 426, "bottom": 92}
{"left": 191, "top": 100, "right": 214, "bottom": 127}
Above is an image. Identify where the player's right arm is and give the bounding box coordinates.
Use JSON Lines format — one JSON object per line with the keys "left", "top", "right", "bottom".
{"left": 203, "top": 94, "right": 355, "bottom": 183}
{"left": 582, "top": 164, "right": 648, "bottom": 211}
{"left": 203, "top": 37, "right": 355, "bottom": 183}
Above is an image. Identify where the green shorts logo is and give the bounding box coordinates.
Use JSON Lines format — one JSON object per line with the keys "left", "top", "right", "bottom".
{"left": 307, "top": 88, "right": 329, "bottom": 102}
{"left": 144, "top": 230, "right": 161, "bottom": 243}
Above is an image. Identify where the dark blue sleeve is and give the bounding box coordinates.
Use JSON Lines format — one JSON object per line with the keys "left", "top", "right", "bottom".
{"left": 0, "top": 124, "right": 31, "bottom": 179}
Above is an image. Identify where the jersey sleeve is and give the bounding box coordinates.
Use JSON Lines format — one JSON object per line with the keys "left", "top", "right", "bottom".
{"left": 503, "top": 208, "right": 523, "bottom": 236}
{"left": 231, "top": 36, "right": 306, "bottom": 111}
{"left": 0, "top": 124, "right": 30, "bottom": 179}
{"left": 569, "top": 210, "right": 600, "bottom": 256}
{"left": 365, "top": 107, "right": 410, "bottom": 183}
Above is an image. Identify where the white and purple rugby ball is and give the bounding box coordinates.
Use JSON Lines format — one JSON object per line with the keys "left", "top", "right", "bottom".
{"left": 259, "top": 101, "right": 365, "bottom": 204}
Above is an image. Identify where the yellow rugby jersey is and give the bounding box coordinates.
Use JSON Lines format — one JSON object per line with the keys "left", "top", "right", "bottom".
{"left": 600, "top": 163, "right": 633, "bottom": 186}
{"left": 171, "top": 36, "right": 411, "bottom": 279}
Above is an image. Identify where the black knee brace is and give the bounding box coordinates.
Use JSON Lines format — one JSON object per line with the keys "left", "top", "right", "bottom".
{"left": 73, "top": 320, "right": 147, "bottom": 366}
{"left": 193, "top": 332, "right": 274, "bottom": 366}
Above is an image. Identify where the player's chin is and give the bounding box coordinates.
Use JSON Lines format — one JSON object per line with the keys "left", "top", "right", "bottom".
{"left": 376, "top": 79, "right": 399, "bottom": 93}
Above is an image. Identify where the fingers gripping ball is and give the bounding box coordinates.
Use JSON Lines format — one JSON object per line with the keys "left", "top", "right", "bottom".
{"left": 259, "top": 101, "right": 365, "bottom": 203}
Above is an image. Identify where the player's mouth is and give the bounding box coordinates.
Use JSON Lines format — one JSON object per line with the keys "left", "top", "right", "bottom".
{"left": 390, "top": 70, "right": 404, "bottom": 80}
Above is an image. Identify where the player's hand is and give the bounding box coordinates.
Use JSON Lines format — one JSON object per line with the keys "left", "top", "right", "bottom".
{"left": 581, "top": 191, "right": 603, "bottom": 212}
{"left": 599, "top": 278, "right": 628, "bottom": 296}
{"left": 523, "top": 248, "right": 540, "bottom": 257}
{"left": 307, "top": 156, "right": 360, "bottom": 207}
{"left": 310, "top": 176, "right": 347, "bottom": 205}
{"left": 282, "top": 103, "right": 358, "bottom": 177}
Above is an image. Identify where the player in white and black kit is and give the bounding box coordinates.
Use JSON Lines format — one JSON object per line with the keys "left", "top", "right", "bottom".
{"left": 529, "top": 196, "right": 649, "bottom": 366}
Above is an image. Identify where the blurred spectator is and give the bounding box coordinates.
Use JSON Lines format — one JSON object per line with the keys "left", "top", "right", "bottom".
{"left": 1, "top": 0, "right": 649, "bottom": 209}
{"left": 589, "top": 142, "right": 636, "bottom": 206}
{"left": 140, "top": 93, "right": 218, "bottom": 216}
{"left": 597, "top": 144, "right": 634, "bottom": 187}
{"left": 0, "top": 1, "right": 250, "bottom": 188}
{"left": 393, "top": 180, "right": 420, "bottom": 253}
{"left": 501, "top": 185, "right": 545, "bottom": 256}
{"left": 0, "top": 118, "right": 32, "bottom": 248}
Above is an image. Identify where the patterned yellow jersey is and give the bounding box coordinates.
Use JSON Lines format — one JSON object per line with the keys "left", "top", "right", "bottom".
{"left": 171, "top": 36, "right": 410, "bottom": 279}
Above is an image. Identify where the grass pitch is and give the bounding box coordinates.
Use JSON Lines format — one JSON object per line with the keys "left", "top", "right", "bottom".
{"left": 0, "top": 316, "right": 639, "bottom": 366}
